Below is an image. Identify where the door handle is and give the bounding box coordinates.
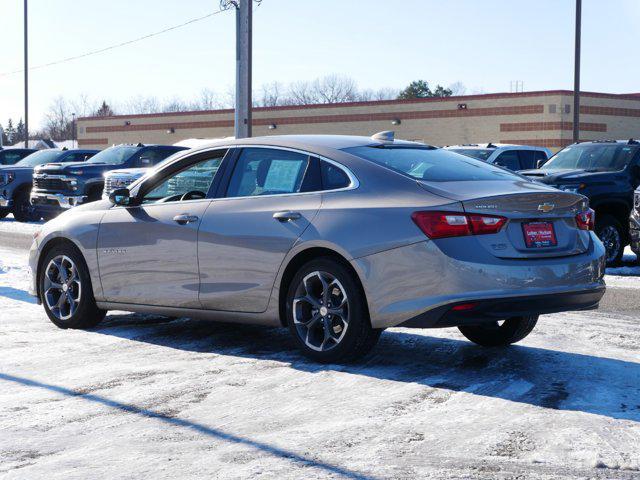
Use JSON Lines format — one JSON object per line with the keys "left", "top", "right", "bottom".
{"left": 273, "top": 211, "right": 302, "bottom": 222}
{"left": 173, "top": 214, "right": 199, "bottom": 225}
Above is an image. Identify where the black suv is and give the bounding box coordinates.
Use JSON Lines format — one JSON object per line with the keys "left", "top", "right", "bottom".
{"left": 520, "top": 139, "right": 640, "bottom": 265}
{"left": 31, "top": 143, "right": 186, "bottom": 217}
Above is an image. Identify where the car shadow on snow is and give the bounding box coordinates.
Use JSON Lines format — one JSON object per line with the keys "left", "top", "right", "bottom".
{"left": 89, "top": 313, "right": 640, "bottom": 423}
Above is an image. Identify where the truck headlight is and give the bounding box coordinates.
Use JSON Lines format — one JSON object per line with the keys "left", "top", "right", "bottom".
{"left": 558, "top": 183, "right": 585, "bottom": 193}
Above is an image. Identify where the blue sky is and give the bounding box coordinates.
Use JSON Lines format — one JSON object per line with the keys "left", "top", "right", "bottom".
{"left": 1, "top": 0, "right": 639, "bottom": 129}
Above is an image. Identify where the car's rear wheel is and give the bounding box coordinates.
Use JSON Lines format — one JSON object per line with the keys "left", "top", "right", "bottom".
{"left": 0, "top": 207, "right": 8, "bottom": 219}
{"left": 39, "top": 245, "right": 106, "bottom": 329}
{"left": 13, "top": 189, "right": 39, "bottom": 222}
{"left": 595, "top": 213, "right": 624, "bottom": 266}
{"left": 285, "top": 258, "right": 381, "bottom": 363}
{"left": 458, "top": 316, "right": 538, "bottom": 347}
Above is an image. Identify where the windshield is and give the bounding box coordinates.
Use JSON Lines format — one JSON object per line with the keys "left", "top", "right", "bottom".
{"left": 344, "top": 146, "right": 521, "bottom": 182}
{"left": 543, "top": 144, "right": 639, "bottom": 171}
{"left": 87, "top": 146, "right": 140, "bottom": 165}
{"left": 16, "top": 150, "right": 64, "bottom": 167}
{"left": 449, "top": 148, "right": 494, "bottom": 161}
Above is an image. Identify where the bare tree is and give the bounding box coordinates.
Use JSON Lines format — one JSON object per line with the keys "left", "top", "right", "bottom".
{"left": 42, "top": 97, "right": 74, "bottom": 140}
{"left": 194, "top": 88, "right": 222, "bottom": 110}
{"left": 449, "top": 82, "right": 467, "bottom": 96}
{"left": 312, "top": 74, "right": 358, "bottom": 103}
{"left": 258, "top": 81, "right": 284, "bottom": 107}
{"left": 122, "top": 95, "right": 162, "bottom": 115}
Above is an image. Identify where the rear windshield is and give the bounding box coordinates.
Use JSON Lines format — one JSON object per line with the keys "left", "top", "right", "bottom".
{"left": 344, "top": 146, "right": 521, "bottom": 182}
{"left": 543, "top": 143, "right": 640, "bottom": 171}
{"left": 16, "top": 150, "right": 64, "bottom": 167}
{"left": 449, "top": 148, "right": 494, "bottom": 161}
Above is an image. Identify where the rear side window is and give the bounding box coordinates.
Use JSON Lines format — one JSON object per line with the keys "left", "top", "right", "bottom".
{"left": 344, "top": 146, "right": 520, "bottom": 182}
{"left": 321, "top": 161, "right": 350, "bottom": 190}
{"left": 0, "top": 151, "right": 24, "bottom": 165}
{"left": 136, "top": 148, "right": 180, "bottom": 167}
{"left": 226, "top": 148, "right": 310, "bottom": 197}
{"left": 494, "top": 151, "right": 521, "bottom": 170}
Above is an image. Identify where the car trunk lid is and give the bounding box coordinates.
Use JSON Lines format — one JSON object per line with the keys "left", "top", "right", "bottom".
{"left": 418, "top": 180, "right": 591, "bottom": 259}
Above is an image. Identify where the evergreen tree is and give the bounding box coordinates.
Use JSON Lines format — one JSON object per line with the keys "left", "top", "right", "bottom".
{"left": 94, "top": 101, "right": 114, "bottom": 117}
{"left": 398, "top": 80, "right": 453, "bottom": 100}
{"left": 4, "top": 119, "right": 16, "bottom": 144}
{"left": 15, "top": 118, "right": 26, "bottom": 143}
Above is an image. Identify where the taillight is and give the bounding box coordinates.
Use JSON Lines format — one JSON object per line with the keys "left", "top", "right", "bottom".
{"left": 411, "top": 211, "right": 507, "bottom": 239}
{"left": 575, "top": 208, "right": 595, "bottom": 231}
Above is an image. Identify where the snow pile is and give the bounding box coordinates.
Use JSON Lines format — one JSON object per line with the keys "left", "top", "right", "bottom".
{"left": 1, "top": 246, "right": 639, "bottom": 479}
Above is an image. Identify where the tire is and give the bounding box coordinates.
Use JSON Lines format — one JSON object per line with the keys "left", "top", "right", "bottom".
{"left": 0, "top": 207, "right": 8, "bottom": 219}
{"left": 595, "top": 213, "right": 624, "bottom": 266}
{"left": 39, "top": 244, "right": 106, "bottom": 329}
{"left": 285, "top": 258, "right": 381, "bottom": 363}
{"left": 458, "top": 316, "right": 538, "bottom": 347}
{"left": 12, "top": 189, "right": 39, "bottom": 222}
{"left": 87, "top": 186, "right": 103, "bottom": 203}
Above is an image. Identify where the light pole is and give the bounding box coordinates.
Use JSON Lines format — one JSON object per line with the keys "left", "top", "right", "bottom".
{"left": 573, "top": 0, "right": 582, "bottom": 143}
{"left": 234, "top": 0, "right": 252, "bottom": 139}
{"left": 24, "top": 0, "right": 29, "bottom": 148}
{"left": 72, "top": 113, "right": 76, "bottom": 148}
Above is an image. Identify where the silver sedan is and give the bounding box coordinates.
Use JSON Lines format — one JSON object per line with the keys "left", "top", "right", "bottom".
{"left": 29, "top": 134, "right": 606, "bottom": 362}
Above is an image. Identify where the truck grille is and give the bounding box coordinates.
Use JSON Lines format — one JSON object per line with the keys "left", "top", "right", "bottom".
{"left": 33, "top": 176, "right": 66, "bottom": 191}
{"left": 103, "top": 176, "right": 136, "bottom": 196}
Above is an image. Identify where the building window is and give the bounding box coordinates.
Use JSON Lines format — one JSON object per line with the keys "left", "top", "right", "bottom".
{"left": 549, "top": 104, "right": 557, "bottom": 114}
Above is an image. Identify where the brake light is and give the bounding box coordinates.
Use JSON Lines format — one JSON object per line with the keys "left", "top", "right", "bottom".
{"left": 411, "top": 211, "right": 507, "bottom": 239}
{"left": 575, "top": 208, "right": 595, "bottom": 231}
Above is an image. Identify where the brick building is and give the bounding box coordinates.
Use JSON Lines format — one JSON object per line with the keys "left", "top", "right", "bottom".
{"left": 77, "top": 90, "right": 640, "bottom": 152}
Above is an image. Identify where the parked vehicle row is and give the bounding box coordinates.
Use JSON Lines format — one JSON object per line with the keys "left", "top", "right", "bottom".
{"left": 29, "top": 133, "right": 606, "bottom": 362}
{"left": 444, "top": 143, "right": 551, "bottom": 170}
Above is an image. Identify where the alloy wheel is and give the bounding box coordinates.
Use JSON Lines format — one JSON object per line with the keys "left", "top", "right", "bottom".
{"left": 599, "top": 225, "right": 621, "bottom": 264}
{"left": 43, "top": 255, "right": 82, "bottom": 321}
{"left": 292, "top": 271, "right": 349, "bottom": 352}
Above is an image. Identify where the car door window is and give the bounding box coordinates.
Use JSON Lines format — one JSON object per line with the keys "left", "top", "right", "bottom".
{"left": 517, "top": 150, "right": 535, "bottom": 170}
{"left": 494, "top": 150, "right": 521, "bottom": 170}
{"left": 62, "top": 152, "right": 90, "bottom": 163}
{"left": 226, "top": 148, "right": 310, "bottom": 197}
{"left": 142, "top": 156, "right": 222, "bottom": 204}
{"left": 0, "top": 152, "right": 23, "bottom": 165}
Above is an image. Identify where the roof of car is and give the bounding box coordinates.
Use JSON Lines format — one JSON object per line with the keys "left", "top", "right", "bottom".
{"left": 444, "top": 143, "right": 543, "bottom": 150}
{"left": 187, "top": 134, "right": 428, "bottom": 153}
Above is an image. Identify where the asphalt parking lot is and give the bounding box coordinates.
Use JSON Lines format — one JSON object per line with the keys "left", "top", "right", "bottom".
{"left": 1, "top": 219, "right": 639, "bottom": 479}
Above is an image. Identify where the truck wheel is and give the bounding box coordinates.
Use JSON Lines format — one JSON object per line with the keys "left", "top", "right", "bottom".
{"left": 39, "top": 244, "right": 106, "bottom": 329}
{"left": 458, "top": 316, "right": 538, "bottom": 347}
{"left": 595, "top": 214, "right": 624, "bottom": 266}
{"left": 0, "top": 208, "right": 8, "bottom": 219}
{"left": 12, "top": 189, "right": 39, "bottom": 222}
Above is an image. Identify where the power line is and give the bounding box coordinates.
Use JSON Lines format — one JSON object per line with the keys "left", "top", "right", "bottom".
{"left": 0, "top": 9, "right": 229, "bottom": 78}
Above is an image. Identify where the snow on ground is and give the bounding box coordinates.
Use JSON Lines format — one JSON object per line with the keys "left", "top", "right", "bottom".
{"left": 0, "top": 214, "right": 43, "bottom": 235}
{"left": 1, "top": 247, "right": 640, "bottom": 479}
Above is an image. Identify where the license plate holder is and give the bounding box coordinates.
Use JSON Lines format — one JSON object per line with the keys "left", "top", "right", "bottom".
{"left": 522, "top": 221, "right": 557, "bottom": 248}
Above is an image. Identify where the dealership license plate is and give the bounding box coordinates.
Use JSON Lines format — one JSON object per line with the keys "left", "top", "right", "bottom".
{"left": 522, "top": 221, "right": 557, "bottom": 248}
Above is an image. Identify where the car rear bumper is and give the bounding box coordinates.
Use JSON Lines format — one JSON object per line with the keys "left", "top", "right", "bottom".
{"left": 399, "top": 287, "right": 605, "bottom": 328}
{"left": 352, "top": 236, "right": 606, "bottom": 329}
{"left": 30, "top": 192, "right": 86, "bottom": 210}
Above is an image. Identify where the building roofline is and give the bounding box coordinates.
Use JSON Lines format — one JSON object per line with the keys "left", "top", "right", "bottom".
{"left": 77, "top": 90, "right": 640, "bottom": 122}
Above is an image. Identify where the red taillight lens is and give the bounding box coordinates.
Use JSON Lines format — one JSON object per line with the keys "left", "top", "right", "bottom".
{"left": 575, "top": 208, "right": 595, "bottom": 231}
{"left": 411, "top": 211, "right": 506, "bottom": 239}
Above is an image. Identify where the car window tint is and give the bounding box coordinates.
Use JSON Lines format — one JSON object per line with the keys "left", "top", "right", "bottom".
{"left": 142, "top": 156, "right": 222, "bottom": 204}
{"left": 517, "top": 150, "right": 535, "bottom": 170}
{"left": 137, "top": 148, "right": 178, "bottom": 167}
{"left": 494, "top": 151, "right": 521, "bottom": 170}
{"left": 345, "top": 146, "right": 520, "bottom": 182}
{"left": 226, "top": 148, "right": 309, "bottom": 197}
{"left": 0, "top": 152, "right": 23, "bottom": 165}
{"left": 321, "top": 160, "right": 350, "bottom": 190}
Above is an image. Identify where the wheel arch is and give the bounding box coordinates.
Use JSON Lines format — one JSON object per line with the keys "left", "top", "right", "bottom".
{"left": 277, "top": 246, "right": 369, "bottom": 327}
{"left": 591, "top": 200, "right": 631, "bottom": 243}
{"left": 36, "top": 237, "right": 88, "bottom": 300}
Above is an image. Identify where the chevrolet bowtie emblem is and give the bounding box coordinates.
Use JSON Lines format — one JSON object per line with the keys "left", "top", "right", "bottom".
{"left": 538, "top": 203, "right": 555, "bottom": 213}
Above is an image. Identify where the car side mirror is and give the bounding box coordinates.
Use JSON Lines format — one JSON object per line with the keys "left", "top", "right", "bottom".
{"left": 109, "top": 188, "right": 132, "bottom": 206}
{"left": 536, "top": 159, "right": 547, "bottom": 169}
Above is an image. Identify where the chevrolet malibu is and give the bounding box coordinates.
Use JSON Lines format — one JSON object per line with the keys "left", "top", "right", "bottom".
{"left": 29, "top": 134, "right": 606, "bottom": 362}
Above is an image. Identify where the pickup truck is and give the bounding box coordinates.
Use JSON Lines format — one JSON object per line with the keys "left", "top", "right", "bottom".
{"left": 0, "top": 148, "right": 97, "bottom": 221}
{"left": 0, "top": 148, "right": 37, "bottom": 166}
{"left": 31, "top": 143, "right": 187, "bottom": 217}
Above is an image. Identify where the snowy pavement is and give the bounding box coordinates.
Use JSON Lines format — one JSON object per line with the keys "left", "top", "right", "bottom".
{"left": 1, "top": 244, "right": 640, "bottom": 479}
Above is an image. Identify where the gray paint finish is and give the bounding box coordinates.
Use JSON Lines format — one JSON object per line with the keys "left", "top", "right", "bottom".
{"left": 30, "top": 135, "right": 606, "bottom": 330}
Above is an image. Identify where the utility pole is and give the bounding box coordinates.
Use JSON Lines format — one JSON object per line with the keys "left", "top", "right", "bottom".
{"left": 573, "top": 0, "right": 582, "bottom": 143}
{"left": 24, "top": 0, "right": 29, "bottom": 148}
{"left": 234, "top": 0, "right": 252, "bottom": 138}
{"left": 72, "top": 113, "right": 76, "bottom": 148}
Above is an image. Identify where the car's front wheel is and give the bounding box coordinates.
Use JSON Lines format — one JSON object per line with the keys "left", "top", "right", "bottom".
{"left": 285, "top": 258, "right": 381, "bottom": 363}
{"left": 458, "top": 316, "right": 538, "bottom": 347}
{"left": 0, "top": 207, "right": 8, "bottom": 219}
{"left": 39, "top": 244, "right": 106, "bottom": 329}
{"left": 12, "top": 189, "right": 39, "bottom": 222}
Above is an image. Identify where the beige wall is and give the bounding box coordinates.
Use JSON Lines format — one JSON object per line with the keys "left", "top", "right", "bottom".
{"left": 78, "top": 91, "right": 640, "bottom": 152}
